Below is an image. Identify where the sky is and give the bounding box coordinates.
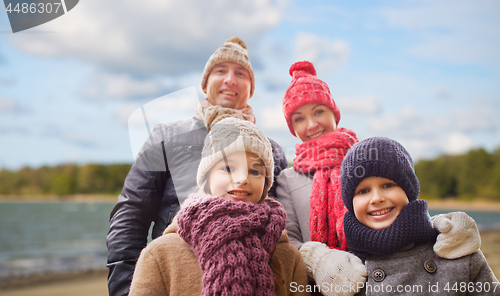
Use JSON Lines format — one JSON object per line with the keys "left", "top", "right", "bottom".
{"left": 1, "top": 0, "right": 499, "bottom": 170}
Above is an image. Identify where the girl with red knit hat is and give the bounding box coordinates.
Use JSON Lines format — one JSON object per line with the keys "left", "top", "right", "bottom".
{"left": 276, "top": 61, "right": 482, "bottom": 296}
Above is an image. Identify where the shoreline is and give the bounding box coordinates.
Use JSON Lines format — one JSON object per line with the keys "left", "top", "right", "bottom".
{"left": 2, "top": 195, "right": 500, "bottom": 210}
{"left": 425, "top": 198, "right": 500, "bottom": 212}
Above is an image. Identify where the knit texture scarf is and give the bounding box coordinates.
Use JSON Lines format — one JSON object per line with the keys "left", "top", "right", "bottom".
{"left": 194, "top": 98, "right": 256, "bottom": 131}
{"left": 294, "top": 128, "right": 358, "bottom": 250}
{"left": 344, "top": 200, "right": 438, "bottom": 261}
{"left": 177, "top": 195, "right": 286, "bottom": 296}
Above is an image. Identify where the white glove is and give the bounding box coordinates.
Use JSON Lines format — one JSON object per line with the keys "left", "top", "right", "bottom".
{"left": 431, "top": 211, "right": 481, "bottom": 259}
{"left": 300, "top": 241, "right": 367, "bottom": 296}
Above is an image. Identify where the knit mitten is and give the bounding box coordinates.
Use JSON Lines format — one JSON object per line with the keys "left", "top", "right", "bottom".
{"left": 300, "top": 241, "right": 366, "bottom": 296}
{"left": 431, "top": 212, "right": 481, "bottom": 259}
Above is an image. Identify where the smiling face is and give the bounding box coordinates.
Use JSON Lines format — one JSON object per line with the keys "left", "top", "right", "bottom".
{"left": 352, "top": 176, "right": 409, "bottom": 230}
{"left": 207, "top": 151, "right": 266, "bottom": 203}
{"left": 291, "top": 103, "right": 338, "bottom": 142}
{"left": 204, "top": 62, "right": 252, "bottom": 110}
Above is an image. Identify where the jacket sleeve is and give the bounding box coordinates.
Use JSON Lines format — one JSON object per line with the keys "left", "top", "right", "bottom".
{"left": 276, "top": 171, "right": 304, "bottom": 250}
{"left": 469, "top": 250, "right": 499, "bottom": 295}
{"left": 106, "top": 131, "right": 169, "bottom": 296}
{"left": 129, "top": 247, "right": 169, "bottom": 296}
{"left": 291, "top": 247, "right": 311, "bottom": 296}
{"left": 268, "top": 137, "right": 289, "bottom": 198}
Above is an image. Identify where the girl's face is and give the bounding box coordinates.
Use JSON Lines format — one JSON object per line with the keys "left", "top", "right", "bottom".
{"left": 291, "top": 103, "right": 337, "bottom": 142}
{"left": 352, "top": 177, "right": 409, "bottom": 230}
{"left": 208, "top": 151, "right": 266, "bottom": 203}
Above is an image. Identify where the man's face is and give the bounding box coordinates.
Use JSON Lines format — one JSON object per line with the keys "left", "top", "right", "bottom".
{"left": 204, "top": 62, "right": 251, "bottom": 109}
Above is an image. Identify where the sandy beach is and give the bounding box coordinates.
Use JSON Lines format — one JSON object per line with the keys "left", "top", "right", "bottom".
{"left": 1, "top": 199, "right": 499, "bottom": 296}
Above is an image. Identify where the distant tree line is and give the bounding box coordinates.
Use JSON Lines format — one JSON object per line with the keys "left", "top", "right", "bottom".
{"left": 415, "top": 148, "right": 500, "bottom": 201}
{"left": 0, "top": 163, "right": 132, "bottom": 196}
{"left": 1, "top": 147, "right": 499, "bottom": 200}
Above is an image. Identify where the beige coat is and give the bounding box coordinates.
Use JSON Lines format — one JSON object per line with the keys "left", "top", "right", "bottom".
{"left": 129, "top": 217, "right": 310, "bottom": 296}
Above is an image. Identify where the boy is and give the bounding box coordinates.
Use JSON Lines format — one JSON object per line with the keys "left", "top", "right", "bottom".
{"left": 340, "top": 137, "right": 499, "bottom": 295}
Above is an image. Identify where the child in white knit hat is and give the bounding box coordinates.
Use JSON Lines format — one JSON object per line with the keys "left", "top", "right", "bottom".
{"left": 130, "top": 117, "right": 310, "bottom": 296}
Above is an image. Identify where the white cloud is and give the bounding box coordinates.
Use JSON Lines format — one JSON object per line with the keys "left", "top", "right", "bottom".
{"left": 295, "top": 32, "right": 350, "bottom": 74}
{"left": 369, "top": 105, "right": 420, "bottom": 132}
{"left": 8, "top": 0, "right": 286, "bottom": 74}
{"left": 441, "top": 132, "right": 473, "bottom": 155}
{"left": 398, "top": 138, "right": 435, "bottom": 161}
{"left": 80, "top": 73, "right": 163, "bottom": 100}
{"left": 435, "top": 106, "right": 495, "bottom": 132}
{"left": 337, "top": 95, "right": 380, "bottom": 114}
{"left": 260, "top": 104, "right": 288, "bottom": 131}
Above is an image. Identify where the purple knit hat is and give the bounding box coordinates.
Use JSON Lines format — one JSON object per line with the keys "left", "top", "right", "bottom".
{"left": 340, "top": 137, "right": 419, "bottom": 213}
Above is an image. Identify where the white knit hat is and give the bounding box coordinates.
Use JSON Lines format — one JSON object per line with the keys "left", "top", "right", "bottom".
{"left": 196, "top": 117, "right": 273, "bottom": 200}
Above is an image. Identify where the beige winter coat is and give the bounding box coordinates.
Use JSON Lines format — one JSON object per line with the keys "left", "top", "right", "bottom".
{"left": 129, "top": 216, "right": 310, "bottom": 296}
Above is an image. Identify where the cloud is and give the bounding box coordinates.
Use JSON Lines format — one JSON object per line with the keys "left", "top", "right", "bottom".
{"left": 79, "top": 73, "right": 164, "bottom": 100}
{"left": 294, "top": 32, "right": 350, "bottom": 74}
{"left": 435, "top": 105, "right": 495, "bottom": 132}
{"left": 379, "top": 0, "right": 500, "bottom": 65}
{"left": 337, "top": 95, "right": 380, "bottom": 114}
{"left": 260, "top": 104, "right": 287, "bottom": 131}
{"left": 440, "top": 132, "right": 473, "bottom": 155}
{"left": 8, "top": 0, "right": 286, "bottom": 75}
{"left": 369, "top": 105, "right": 421, "bottom": 133}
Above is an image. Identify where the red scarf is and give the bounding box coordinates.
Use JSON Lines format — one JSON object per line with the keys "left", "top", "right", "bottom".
{"left": 294, "top": 128, "right": 358, "bottom": 250}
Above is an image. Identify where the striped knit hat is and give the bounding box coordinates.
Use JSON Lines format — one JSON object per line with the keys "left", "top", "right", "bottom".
{"left": 341, "top": 137, "right": 419, "bottom": 213}
{"left": 197, "top": 117, "right": 274, "bottom": 201}
{"left": 201, "top": 37, "right": 255, "bottom": 97}
{"left": 282, "top": 61, "right": 341, "bottom": 137}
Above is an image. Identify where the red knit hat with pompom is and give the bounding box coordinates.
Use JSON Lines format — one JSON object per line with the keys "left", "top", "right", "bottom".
{"left": 282, "top": 61, "right": 341, "bottom": 137}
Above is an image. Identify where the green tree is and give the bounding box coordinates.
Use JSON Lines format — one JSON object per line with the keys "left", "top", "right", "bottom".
{"left": 455, "top": 148, "right": 494, "bottom": 198}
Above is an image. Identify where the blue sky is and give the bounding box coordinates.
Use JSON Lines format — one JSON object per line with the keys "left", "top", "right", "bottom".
{"left": 1, "top": 0, "right": 499, "bottom": 170}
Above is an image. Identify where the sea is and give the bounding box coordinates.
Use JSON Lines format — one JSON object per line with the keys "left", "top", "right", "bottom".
{"left": 0, "top": 201, "right": 499, "bottom": 280}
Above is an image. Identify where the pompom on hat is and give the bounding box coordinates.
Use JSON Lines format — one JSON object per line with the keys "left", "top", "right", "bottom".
{"left": 282, "top": 61, "right": 341, "bottom": 137}
{"left": 201, "top": 37, "right": 255, "bottom": 97}
{"left": 341, "top": 137, "right": 419, "bottom": 213}
{"left": 196, "top": 117, "right": 274, "bottom": 201}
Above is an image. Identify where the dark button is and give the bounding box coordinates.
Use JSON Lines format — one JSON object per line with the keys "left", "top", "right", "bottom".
{"left": 424, "top": 260, "right": 437, "bottom": 273}
{"left": 372, "top": 269, "right": 385, "bottom": 282}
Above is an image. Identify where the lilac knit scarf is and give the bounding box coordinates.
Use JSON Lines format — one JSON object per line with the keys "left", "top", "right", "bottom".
{"left": 344, "top": 200, "right": 438, "bottom": 261}
{"left": 177, "top": 195, "right": 286, "bottom": 296}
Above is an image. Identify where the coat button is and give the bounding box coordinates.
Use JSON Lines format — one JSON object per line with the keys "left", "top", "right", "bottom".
{"left": 372, "top": 269, "right": 385, "bottom": 282}
{"left": 424, "top": 260, "right": 437, "bottom": 273}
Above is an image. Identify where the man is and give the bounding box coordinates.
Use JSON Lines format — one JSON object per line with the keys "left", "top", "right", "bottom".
{"left": 106, "top": 37, "right": 288, "bottom": 296}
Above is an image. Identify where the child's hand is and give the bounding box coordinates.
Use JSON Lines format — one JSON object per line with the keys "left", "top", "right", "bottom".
{"left": 431, "top": 211, "right": 481, "bottom": 259}
{"left": 300, "top": 241, "right": 366, "bottom": 296}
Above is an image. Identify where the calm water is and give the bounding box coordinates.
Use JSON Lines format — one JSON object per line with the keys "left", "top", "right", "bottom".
{"left": 0, "top": 202, "right": 499, "bottom": 280}
{"left": 428, "top": 209, "right": 500, "bottom": 232}
{"left": 0, "top": 202, "right": 115, "bottom": 279}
